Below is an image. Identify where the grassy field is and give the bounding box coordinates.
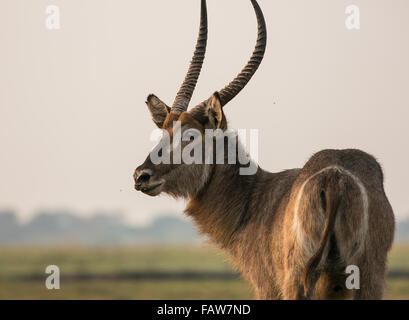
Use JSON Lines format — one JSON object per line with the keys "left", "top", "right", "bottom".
{"left": 0, "top": 245, "right": 408, "bottom": 299}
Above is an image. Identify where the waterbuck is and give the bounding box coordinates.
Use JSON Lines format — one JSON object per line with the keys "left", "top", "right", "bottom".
{"left": 134, "top": 0, "right": 395, "bottom": 299}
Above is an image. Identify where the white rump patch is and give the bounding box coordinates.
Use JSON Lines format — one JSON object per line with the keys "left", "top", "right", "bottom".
{"left": 292, "top": 166, "right": 369, "bottom": 258}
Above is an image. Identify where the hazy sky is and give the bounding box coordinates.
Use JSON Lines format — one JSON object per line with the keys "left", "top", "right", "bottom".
{"left": 0, "top": 0, "right": 408, "bottom": 225}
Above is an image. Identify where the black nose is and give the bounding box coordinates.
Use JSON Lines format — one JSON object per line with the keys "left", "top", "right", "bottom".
{"left": 135, "top": 172, "right": 151, "bottom": 189}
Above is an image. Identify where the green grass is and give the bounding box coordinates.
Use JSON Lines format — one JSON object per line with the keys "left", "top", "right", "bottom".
{"left": 0, "top": 245, "right": 408, "bottom": 300}
{"left": 385, "top": 279, "right": 409, "bottom": 300}
{"left": 0, "top": 246, "right": 232, "bottom": 280}
{"left": 0, "top": 279, "right": 253, "bottom": 300}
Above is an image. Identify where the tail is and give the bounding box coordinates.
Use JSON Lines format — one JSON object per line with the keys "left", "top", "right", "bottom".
{"left": 302, "top": 172, "right": 342, "bottom": 298}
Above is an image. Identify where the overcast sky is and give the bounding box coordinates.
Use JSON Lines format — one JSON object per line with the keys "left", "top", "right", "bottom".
{"left": 0, "top": 0, "right": 408, "bottom": 225}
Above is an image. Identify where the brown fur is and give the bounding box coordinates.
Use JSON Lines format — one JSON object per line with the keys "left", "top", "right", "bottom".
{"left": 135, "top": 0, "right": 393, "bottom": 300}
{"left": 134, "top": 95, "right": 395, "bottom": 300}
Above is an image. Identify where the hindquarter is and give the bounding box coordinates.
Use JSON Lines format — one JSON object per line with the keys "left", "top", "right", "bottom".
{"left": 279, "top": 149, "right": 394, "bottom": 299}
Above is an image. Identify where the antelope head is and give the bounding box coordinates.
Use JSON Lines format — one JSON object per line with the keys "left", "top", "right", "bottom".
{"left": 134, "top": 0, "right": 267, "bottom": 198}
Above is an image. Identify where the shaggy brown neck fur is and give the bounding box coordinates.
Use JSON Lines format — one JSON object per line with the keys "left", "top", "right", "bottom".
{"left": 185, "top": 162, "right": 261, "bottom": 249}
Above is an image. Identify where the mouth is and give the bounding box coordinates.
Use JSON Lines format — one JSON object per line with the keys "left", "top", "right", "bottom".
{"left": 137, "top": 182, "right": 164, "bottom": 196}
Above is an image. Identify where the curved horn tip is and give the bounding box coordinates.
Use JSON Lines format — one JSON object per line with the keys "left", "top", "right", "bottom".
{"left": 171, "top": 0, "right": 208, "bottom": 113}
{"left": 201, "top": 0, "right": 267, "bottom": 109}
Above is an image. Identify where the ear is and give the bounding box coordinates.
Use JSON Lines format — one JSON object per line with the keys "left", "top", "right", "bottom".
{"left": 146, "top": 94, "right": 170, "bottom": 128}
{"left": 205, "top": 92, "right": 226, "bottom": 129}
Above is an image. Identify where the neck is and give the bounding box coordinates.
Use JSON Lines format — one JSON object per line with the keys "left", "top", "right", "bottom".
{"left": 185, "top": 161, "right": 263, "bottom": 250}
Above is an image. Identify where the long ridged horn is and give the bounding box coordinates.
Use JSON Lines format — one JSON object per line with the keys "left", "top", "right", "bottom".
{"left": 172, "top": 0, "right": 208, "bottom": 113}
{"left": 213, "top": 0, "right": 267, "bottom": 108}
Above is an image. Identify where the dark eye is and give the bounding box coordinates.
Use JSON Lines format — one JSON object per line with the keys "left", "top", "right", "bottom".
{"left": 158, "top": 148, "right": 163, "bottom": 157}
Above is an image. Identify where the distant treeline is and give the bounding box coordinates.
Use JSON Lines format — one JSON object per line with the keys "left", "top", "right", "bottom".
{"left": 0, "top": 210, "right": 202, "bottom": 246}
{"left": 397, "top": 218, "right": 409, "bottom": 242}
{"left": 0, "top": 210, "right": 408, "bottom": 245}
